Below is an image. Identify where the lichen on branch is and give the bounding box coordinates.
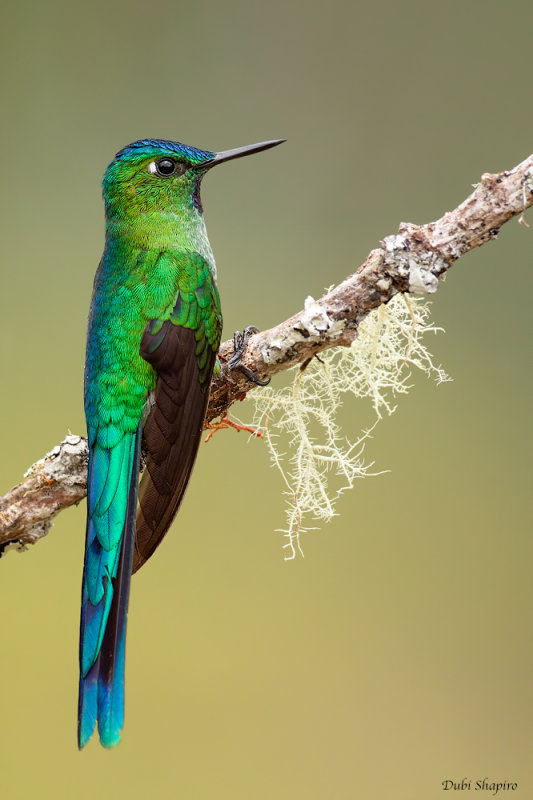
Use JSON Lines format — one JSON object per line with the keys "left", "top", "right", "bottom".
{"left": 249, "top": 295, "right": 450, "bottom": 559}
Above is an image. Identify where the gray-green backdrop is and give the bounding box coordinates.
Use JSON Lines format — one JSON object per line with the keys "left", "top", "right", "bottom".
{"left": 1, "top": 1, "right": 531, "bottom": 798}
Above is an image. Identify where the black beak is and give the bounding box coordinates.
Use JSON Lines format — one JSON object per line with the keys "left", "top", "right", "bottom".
{"left": 207, "top": 138, "right": 285, "bottom": 167}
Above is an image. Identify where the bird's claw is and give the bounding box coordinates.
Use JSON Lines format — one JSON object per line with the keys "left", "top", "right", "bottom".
{"left": 204, "top": 415, "right": 264, "bottom": 442}
{"left": 227, "top": 325, "right": 270, "bottom": 386}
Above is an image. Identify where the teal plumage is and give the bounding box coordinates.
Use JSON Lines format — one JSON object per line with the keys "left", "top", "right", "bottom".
{"left": 79, "top": 137, "right": 283, "bottom": 749}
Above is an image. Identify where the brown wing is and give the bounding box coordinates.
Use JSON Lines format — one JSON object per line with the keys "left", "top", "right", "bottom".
{"left": 132, "top": 322, "right": 216, "bottom": 574}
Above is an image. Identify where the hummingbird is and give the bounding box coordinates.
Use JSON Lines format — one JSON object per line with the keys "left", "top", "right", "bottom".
{"left": 79, "top": 136, "right": 284, "bottom": 749}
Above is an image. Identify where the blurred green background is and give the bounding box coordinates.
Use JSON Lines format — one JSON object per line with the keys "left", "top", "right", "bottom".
{"left": 1, "top": 1, "right": 531, "bottom": 798}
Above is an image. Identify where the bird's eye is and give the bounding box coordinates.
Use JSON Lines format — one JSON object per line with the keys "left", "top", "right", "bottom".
{"left": 148, "top": 158, "right": 184, "bottom": 177}
{"left": 156, "top": 158, "right": 176, "bottom": 176}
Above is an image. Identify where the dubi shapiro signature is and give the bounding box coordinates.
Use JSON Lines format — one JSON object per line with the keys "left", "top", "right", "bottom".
{"left": 442, "top": 779, "right": 517, "bottom": 795}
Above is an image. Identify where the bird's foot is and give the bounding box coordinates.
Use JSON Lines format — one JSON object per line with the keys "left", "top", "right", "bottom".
{"left": 204, "top": 415, "right": 264, "bottom": 443}
{"left": 226, "top": 326, "right": 270, "bottom": 386}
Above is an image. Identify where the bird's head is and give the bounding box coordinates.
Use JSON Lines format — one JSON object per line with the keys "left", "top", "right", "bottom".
{"left": 102, "top": 138, "right": 284, "bottom": 223}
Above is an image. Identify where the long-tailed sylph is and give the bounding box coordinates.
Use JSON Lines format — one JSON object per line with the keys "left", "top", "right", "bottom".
{"left": 79, "top": 137, "right": 284, "bottom": 748}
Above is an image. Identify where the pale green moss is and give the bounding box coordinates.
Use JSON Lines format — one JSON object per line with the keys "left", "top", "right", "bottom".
{"left": 249, "top": 295, "right": 450, "bottom": 559}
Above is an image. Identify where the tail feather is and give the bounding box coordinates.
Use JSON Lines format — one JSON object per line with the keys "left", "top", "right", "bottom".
{"left": 78, "top": 427, "right": 141, "bottom": 749}
{"left": 97, "top": 433, "right": 139, "bottom": 747}
{"left": 78, "top": 655, "right": 98, "bottom": 749}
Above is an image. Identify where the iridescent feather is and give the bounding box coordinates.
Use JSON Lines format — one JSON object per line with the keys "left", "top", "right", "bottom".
{"left": 79, "top": 136, "right": 282, "bottom": 748}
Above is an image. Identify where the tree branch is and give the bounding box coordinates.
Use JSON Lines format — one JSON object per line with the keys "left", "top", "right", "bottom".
{"left": 1, "top": 153, "right": 532, "bottom": 553}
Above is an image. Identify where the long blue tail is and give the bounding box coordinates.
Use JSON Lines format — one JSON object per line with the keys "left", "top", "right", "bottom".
{"left": 78, "top": 426, "right": 141, "bottom": 749}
